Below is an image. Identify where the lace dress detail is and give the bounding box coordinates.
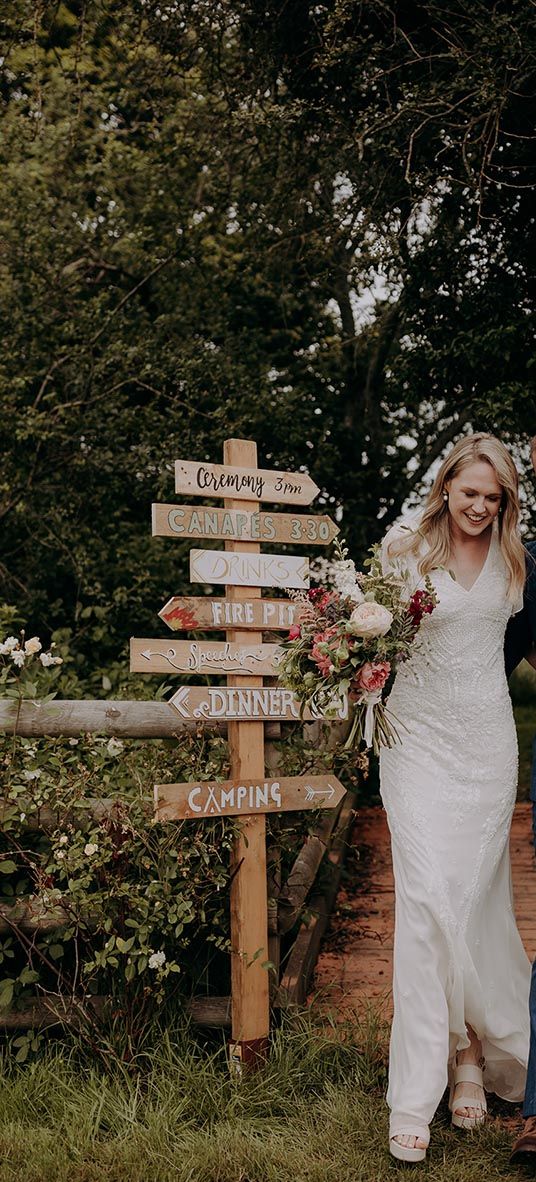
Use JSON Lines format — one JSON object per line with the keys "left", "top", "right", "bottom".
{"left": 379, "top": 518, "right": 530, "bottom": 1138}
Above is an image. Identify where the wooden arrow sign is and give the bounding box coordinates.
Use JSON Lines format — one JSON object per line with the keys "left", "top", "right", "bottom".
{"left": 190, "top": 549, "right": 309, "bottom": 589}
{"left": 152, "top": 504, "right": 339, "bottom": 546}
{"left": 130, "top": 638, "right": 283, "bottom": 675}
{"left": 169, "top": 685, "right": 349, "bottom": 722}
{"left": 175, "top": 460, "right": 320, "bottom": 505}
{"left": 155, "top": 774, "right": 346, "bottom": 820}
{"left": 158, "top": 596, "right": 300, "bottom": 632}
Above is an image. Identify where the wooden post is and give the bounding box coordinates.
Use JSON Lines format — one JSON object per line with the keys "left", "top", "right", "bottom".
{"left": 223, "top": 438, "right": 270, "bottom": 1068}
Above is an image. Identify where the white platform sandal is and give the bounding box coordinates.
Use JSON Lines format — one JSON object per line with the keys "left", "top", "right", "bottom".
{"left": 389, "top": 1126, "right": 429, "bottom": 1163}
{"left": 449, "top": 1062, "right": 487, "bottom": 1130}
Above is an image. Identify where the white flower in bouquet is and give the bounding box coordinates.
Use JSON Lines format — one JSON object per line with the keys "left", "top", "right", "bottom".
{"left": 330, "top": 558, "right": 365, "bottom": 603}
{"left": 347, "top": 601, "right": 393, "bottom": 637}
{"left": 11, "top": 649, "right": 26, "bottom": 667}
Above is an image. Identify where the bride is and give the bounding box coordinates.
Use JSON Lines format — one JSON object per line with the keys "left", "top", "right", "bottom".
{"left": 380, "top": 432, "right": 531, "bottom": 1163}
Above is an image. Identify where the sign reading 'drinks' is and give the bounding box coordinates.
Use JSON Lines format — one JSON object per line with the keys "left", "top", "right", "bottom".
{"left": 152, "top": 504, "right": 338, "bottom": 546}
{"left": 175, "top": 460, "right": 320, "bottom": 505}
{"left": 130, "top": 638, "right": 282, "bottom": 676}
{"left": 190, "top": 549, "right": 309, "bottom": 589}
{"left": 169, "top": 685, "right": 349, "bottom": 722}
{"left": 159, "top": 596, "right": 299, "bottom": 632}
{"left": 155, "top": 774, "right": 346, "bottom": 820}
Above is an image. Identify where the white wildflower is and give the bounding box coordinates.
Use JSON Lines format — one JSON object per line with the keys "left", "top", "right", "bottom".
{"left": 0, "top": 636, "right": 19, "bottom": 654}
{"left": 24, "top": 637, "right": 42, "bottom": 654}
{"left": 84, "top": 843, "right": 98, "bottom": 857}
{"left": 55, "top": 850, "right": 65, "bottom": 861}
{"left": 106, "top": 737, "right": 124, "bottom": 757}
{"left": 148, "top": 950, "right": 166, "bottom": 970}
{"left": 19, "top": 812, "right": 26, "bottom": 822}
{"left": 11, "top": 650, "right": 25, "bottom": 667}
{"left": 58, "top": 835, "right": 68, "bottom": 846}
{"left": 39, "top": 652, "right": 63, "bottom": 667}
{"left": 69, "top": 738, "right": 79, "bottom": 746}
{"left": 23, "top": 769, "right": 41, "bottom": 781}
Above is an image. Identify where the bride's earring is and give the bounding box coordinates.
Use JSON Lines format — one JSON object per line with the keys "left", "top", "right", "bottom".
{"left": 443, "top": 491, "right": 448, "bottom": 502}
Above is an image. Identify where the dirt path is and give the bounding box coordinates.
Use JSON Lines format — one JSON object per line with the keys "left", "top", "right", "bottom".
{"left": 314, "top": 802, "right": 536, "bottom": 1017}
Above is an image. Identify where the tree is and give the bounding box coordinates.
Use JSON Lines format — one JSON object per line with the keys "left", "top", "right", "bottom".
{"left": 0, "top": 0, "right": 534, "bottom": 663}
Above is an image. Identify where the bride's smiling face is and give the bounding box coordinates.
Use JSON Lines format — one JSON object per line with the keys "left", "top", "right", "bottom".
{"left": 445, "top": 460, "right": 503, "bottom": 538}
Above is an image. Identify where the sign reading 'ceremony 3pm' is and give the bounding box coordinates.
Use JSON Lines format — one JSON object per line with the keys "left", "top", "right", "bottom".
{"left": 175, "top": 460, "right": 320, "bottom": 505}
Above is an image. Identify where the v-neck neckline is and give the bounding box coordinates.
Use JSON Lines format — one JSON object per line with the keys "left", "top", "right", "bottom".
{"left": 448, "top": 529, "right": 495, "bottom": 594}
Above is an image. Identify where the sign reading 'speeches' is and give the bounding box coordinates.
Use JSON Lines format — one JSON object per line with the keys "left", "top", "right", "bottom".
{"left": 130, "top": 638, "right": 283, "bottom": 676}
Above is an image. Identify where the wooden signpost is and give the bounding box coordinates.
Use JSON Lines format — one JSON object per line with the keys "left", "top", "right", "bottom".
{"left": 158, "top": 595, "right": 299, "bottom": 632}
{"left": 131, "top": 439, "right": 344, "bottom": 1070}
{"left": 130, "top": 638, "right": 283, "bottom": 676}
{"left": 152, "top": 504, "right": 339, "bottom": 546}
{"left": 175, "top": 459, "right": 320, "bottom": 505}
{"left": 189, "top": 549, "right": 309, "bottom": 589}
{"left": 167, "top": 685, "right": 348, "bottom": 723}
{"left": 155, "top": 775, "right": 345, "bottom": 820}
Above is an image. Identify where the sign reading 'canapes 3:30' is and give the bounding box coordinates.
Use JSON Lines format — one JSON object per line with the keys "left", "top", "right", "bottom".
{"left": 152, "top": 504, "right": 338, "bottom": 546}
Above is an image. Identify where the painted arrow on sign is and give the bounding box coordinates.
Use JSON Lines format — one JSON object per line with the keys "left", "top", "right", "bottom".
{"left": 175, "top": 460, "right": 320, "bottom": 505}
{"left": 130, "top": 638, "right": 283, "bottom": 675}
{"left": 158, "top": 596, "right": 299, "bottom": 632}
{"left": 190, "top": 549, "right": 309, "bottom": 589}
{"left": 168, "top": 685, "right": 349, "bottom": 722}
{"left": 152, "top": 504, "right": 339, "bottom": 546}
{"left": 155, "top": 775, "right": 346, "bottom": 820}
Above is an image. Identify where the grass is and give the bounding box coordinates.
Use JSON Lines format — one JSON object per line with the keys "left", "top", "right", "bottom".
{"left": 0, "top": 1009, "right": 529, "bottom": 1182}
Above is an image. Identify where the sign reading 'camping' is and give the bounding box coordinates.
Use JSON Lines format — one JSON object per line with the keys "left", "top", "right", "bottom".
{"left": 155, "top": 774, "right": 346, "bottom": 820}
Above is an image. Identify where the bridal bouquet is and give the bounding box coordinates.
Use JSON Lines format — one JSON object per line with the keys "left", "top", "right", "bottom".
{"left": 278, "top": 544, "right": 438, "bottom": 755}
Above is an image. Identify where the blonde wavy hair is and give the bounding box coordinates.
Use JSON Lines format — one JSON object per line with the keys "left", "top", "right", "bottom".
{"left": 389, "top": 433, "right": 525, "bottom": 603}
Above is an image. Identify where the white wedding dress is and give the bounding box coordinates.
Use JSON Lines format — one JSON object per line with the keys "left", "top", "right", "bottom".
{"left": 380, "top": 518, "right": 531, "bottom": 1142}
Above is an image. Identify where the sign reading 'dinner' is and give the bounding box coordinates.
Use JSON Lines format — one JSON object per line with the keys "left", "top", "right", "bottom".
{"left": 169, "top": 685, "right": 348, "bottom": 722}
{"left": 190, "top": 549, "right": 309, "bottom": 589}
{"left": 130, "top": 638, "right": 282, "bottom": 675}
{"left": 159, "top": 596, "right": 299, "bottom": 632}
{"left": 152, "top": 504, "right": 338, "bottom": 546}
{"left": 175, "top": 460, "right": 319, "bottom": 505}
{"left": 155, "top": 774, "right": 346, "bottom": 820}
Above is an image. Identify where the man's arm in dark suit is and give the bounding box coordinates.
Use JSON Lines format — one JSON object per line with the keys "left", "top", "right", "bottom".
{"left": 505, "top": 541, "right": 536, "bottom": 678}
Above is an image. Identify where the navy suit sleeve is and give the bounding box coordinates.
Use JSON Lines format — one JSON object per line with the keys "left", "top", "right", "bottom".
{"left": 505, "top": 541, "right": 536, "bottom": 677}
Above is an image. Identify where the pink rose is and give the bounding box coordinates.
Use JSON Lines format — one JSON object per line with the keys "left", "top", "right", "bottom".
{"left": 353, "top": 661, "right": 391, "bottom": 695}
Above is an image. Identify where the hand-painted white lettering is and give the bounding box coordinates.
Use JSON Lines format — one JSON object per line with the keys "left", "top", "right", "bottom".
{"left": 168, "top": 509, "right": 185, "bottom": 533}
{"left": 188, "top": 786, "right": 202, "bottom": 812}
{"left": 270, "top": 782, "right": 282, "bottom": 807}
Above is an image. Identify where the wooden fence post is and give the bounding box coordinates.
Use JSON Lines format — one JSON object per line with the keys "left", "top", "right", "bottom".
{"left": 223, "top": 437, "right": 270, "bottom": 1068}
